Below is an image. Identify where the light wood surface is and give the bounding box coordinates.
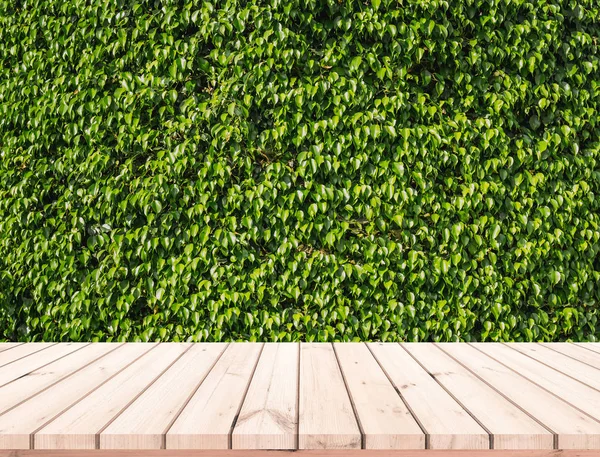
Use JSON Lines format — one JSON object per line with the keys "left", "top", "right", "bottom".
{"left": 0, "top": 343, "right": 23, "bottom": 353}
{"left": 34, "top": 344, "right": 191, "bottom": 449}
{"left": 576, "top": 343, "right": 600, "bottom": 355}
{"left": 166, "top": 343, "right": 264, "bottom": 449}
{"left": 0, "top": 343, "right": 87, "bottom": 388}
{"left": 100, "top": 343, "right": 228, "bottom": 449}
{"left": 0, "top": 342, "right": 599, "bottom": 451}
{"left": 232, "top": 343, "right": 299, "bottom": 450}
{"left": 474, "top": 343, "right": 600, "bottom": 422}
{"left": 334, "top": 343, "right": 424, "bottom": 449}
{"left": 508, "top": 343, "right": 600, "bottom": 391}
{"left": 368, "top": 343, "right": 488, "bottom": 449}
{"left": 3, "top": 448, "right": 600, "bottom": 457}
{"left": 0, "top": 343, "right": 121, "bottom": 414}
{"left": 443, "top": 343, "right": 600, "bottom": 449}
{"left": 403, "top": 343, "right": 553, "bottom": 450}
{"left": 0, "top": 343, "right": 55, "bottom": 368}
{"left": 541, "top": 343, "right": 600, "bottom": 369}
{"left": 0, "top": 344, "right": 153, "bottom": 449}
{"left": 298, "top": 343, "right": 361, "bottom": 449}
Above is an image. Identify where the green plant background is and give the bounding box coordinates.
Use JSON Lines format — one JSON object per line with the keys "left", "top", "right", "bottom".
{"left": 1, "top": 0, "right": 599, "bottom": 342}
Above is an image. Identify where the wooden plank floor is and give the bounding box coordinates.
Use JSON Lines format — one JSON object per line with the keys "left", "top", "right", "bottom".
{"left": 0, "top": 343, "right": 599, "bottom": 454}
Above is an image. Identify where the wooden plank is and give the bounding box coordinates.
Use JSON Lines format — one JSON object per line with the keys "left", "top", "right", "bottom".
{"left": 334, "top": 343, "right": 424, "bottom": 449}
{"left": 509, "top": 343, "right": 600, "bottom": 391}
{"left": 3, "top": 342, "right": 600, "bottom": 453}
{"left": 0, "top": 343, "right": 122, "bottom": 414}
{"left": 541, "top": 343, "right": 600, "bottom": 369}
{"left": 474, "top": 343, "right": 600, "bottom": 422}
{"left": 166, "top": 343, "right": 264, "bottom": 449}
{"left": 232, "top": 343, "right": 298, "bottom": 450}
{"left": 0, "top": 343, "right": 55, "bottom": 368}
{"left": 100, "top": 343, "right": 228, "bottom": 450}
{"left": 0, "top": 343, "right": 88, "bottom": 387}
{"left": 403, "top": 343, "right": 553, "bottom": 450}
{"left": 443, "top": 343, "right": 600, "bottom": 449}
{"left": 34, "top": 344, "right": 191, "bottom": 449}
{"left": 0, "top": 343, "right": 23, "bottom": 353}
{"left": 298, "top": 343, "right": 361, "bottom": 450}
{"left": 576, "top": 343, "right": 600, "bottom": 355}
{"left": 368, "top": 343, "right": 488, "bottom": 449}
{"left": 0, "top": 343, "right": 154, "bottom": 449}
{"left": 3, "top": 449, "right": 600, "bottom": 457}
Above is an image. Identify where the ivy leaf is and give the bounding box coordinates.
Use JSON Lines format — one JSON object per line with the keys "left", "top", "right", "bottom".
{"left": 1, "top": 0, "right": 597, "bottom": 345}
{"left": 350, "top": 56, "right": 362, "bottom": 73}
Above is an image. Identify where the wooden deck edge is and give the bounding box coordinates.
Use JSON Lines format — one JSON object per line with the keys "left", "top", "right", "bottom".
{"left": 0, "top": 450, "right": 596, "bottom": 457}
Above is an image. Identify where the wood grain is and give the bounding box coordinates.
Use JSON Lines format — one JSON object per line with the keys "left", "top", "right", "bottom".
{"left": 404, "top": 343, "right": 553, "bottom": 450}
{"left": 2, "top": 448, "right": 600, "bottom": 457}
{"left": 368, "top": 343, "right": 488, "bottom": 449}
{"left": 166, "top": 343, "right": 263, "bottom": 449}
{"left": 475, "top": 343, "right": 600, "bottom": 422}
{"left": 298, "top": 343, "right": 361, "bottom": 450}
{"left": 34, "top": 344, "right": 191, "bottom": 449}
{"left": 0, "top": 343, "right": 22, "bottom": 353}
{"left": 0, "top": 343, "right": 87, "bottom": 388}
{"left": 334, "top": 343, "right": 424, "bottom": 449}
{"left": 100, "top": 343, "right": 227, "bottom": 450}
{"left": 3, "top": 342, "right": 600, "bottom": 453}
{"left": 0, "top": 343, "right": 121, "bottom": 415}
{"left": 509, "top": 343, "right": 600, "bottom": 391}
{"left": 0, "top": 343, "right": 55, "bottom": 368}
{"left": 575, "top": 343, "right": 600, "bottom": 355}
{"left": 0, "top": 343, "right": 154, "bottom": 449}
{"left": 232, "top": 343, "right": 298, "bottom": 450}
{"left": 444, "top": 343, "right": 600, "bottom": 449}
{"left": 540, "top": 343, "right": 600, "bottom": 369}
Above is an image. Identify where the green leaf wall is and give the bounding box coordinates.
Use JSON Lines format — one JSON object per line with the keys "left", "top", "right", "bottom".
{"left": 1, "top": 0, "right": 599, "bottom": 342}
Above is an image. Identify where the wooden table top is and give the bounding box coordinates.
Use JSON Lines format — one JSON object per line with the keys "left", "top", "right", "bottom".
{"left": 0, "top": 342, "right": 599, "bottom": 454}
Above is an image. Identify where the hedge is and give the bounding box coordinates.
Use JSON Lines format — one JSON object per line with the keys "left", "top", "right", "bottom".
{"left": 1, "top": 0, "right": 599, "bottom": 342}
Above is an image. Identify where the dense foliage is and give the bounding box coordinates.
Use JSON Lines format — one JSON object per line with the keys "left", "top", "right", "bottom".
{"left": 1, "top": 0, "right": 599, "bottom": 342}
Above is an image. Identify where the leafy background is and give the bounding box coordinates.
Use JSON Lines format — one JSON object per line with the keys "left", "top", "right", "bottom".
{"left": 1, "top": 0, "right": 599, "bottom": 342}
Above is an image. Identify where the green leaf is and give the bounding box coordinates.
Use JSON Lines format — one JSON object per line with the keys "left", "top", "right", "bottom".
{"left": 156, "top": 288, "right": 165, "bottom": 301}
{"left": 199, "top": 226, "right": 211, "bottom": 244}
{"left": 350, "top": 56, "right": 362, "bottom": 73}
{"left": 151, "top": 201, "right": 163, "bottom": 213}
{"left": 491, "top": 224, "right": 501, "bottom": 240}
{"left": 2, "top": 0, "right": 597, "bottom": 345}
{"left": 385, "top": 125, "right": 397, "bottom": 137}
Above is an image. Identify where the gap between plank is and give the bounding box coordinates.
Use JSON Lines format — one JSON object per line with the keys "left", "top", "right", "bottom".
{"left": 4, "top": 449, "right": 600, "bottom": 457}
{"left": 509, "top": 343, "right": 600, "bottom": 392}
{"left": 574, "top": 342, "right": 600, "bottom": 356}
{"left": 0, "top": 343, "right": 58, "bottom": 369}
{"left": 161, "top": 342, "right": 230, "bottom": 449}
{"left": 30, "top": 343, "right": 160, "bottom": 450}
{"left": 228, "top": 343, "right": 266, "bottom": 450}
{"left": 365, "top": 343, "right": 430, "bottom": 449}
{"left": 0, "top": 343, "right": 124, "bottom": 417}
{"left": 461, "top": 343, "right": 563, "bottom": 448}
{"left": 538, "top": 343, "right": 600, "bottom": 372}
{"left": 400, "top": 343, "right": 494, "bottom": 450}
{"left": 295, "top": 342, "right": 301, "bottom": 451}
{"left": 0, "top": 343, "right": 93, "bottom": 389}
{"left": 472, "top": 342, "right": 600, "bottom": 428}
{"left": 331, "top": 343, "right": 365, "bottom": 449}
{"left": 93, "top": 343, "right": 197, "bottom": 449}
{"left": 0, "top": 342, "right": 25, "bottom": 353}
